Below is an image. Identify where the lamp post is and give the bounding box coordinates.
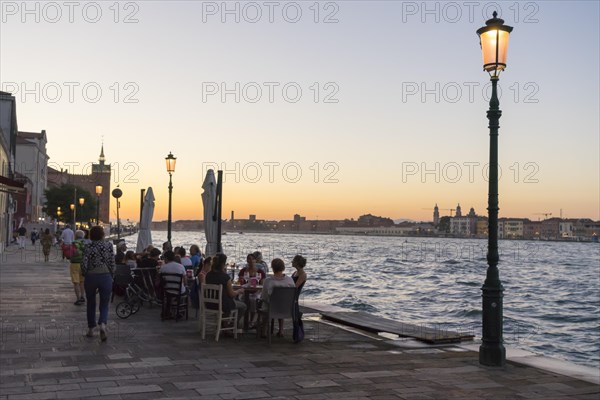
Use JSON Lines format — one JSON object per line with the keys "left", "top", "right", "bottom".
{"left": 165, "top": 152, "right": 177, "bottom": 245}
{"left": 78, "top": 197, "right": 85, "bottom": 228}
{"left": 112, "top": 188, "right": 123, "bottom": 240}
{"left": 95, "top": 185, "right": 103, "bottom": 225}
{"left": 70, "top": 204, "right": 75, "bottom": 226}
{"left": 476, "top": 11, "right": 513, "bottom": 367}
{"left": 57, "top": 207, "right": 62, "bottom": 229}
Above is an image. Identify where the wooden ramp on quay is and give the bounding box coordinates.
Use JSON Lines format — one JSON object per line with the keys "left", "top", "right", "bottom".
{"left": 320, "top": 311, "right": 475, "bottom": 344}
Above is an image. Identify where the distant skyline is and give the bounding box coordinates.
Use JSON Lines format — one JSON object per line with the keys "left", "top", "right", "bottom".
{"left": 2, "top": 1, "right": 598, "bottom": 222}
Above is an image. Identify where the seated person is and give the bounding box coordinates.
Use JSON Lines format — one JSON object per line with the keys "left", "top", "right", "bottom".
{"left": 237, "top": 253, "right": 266, "bottom": 328}
{"left": 253, "top": 251, "right": 269, "bottom": 275}
{"left": 178, "top": 247, "right": 193, "bottom": 269}
{"left": 139, "top": 248, "right": 161, "bottom": 269}
{"left": 125, "top": 250, "right": 137, "bottom": 270}
{"left": 159, "top": 250, "right": 187, "bottom": 294}
{"left": 238, "top": 254, "right": 266, "bottom": 285}
{"left": 115, "top": 241, "right": 127, "bottom": 264}
{"left": 260, "top": 258, "right": 295, "bottom": 337}
{"left": 205, "top": 253, "right": 246, "bottom": 327}
{"left": 137, "top": 248, "right": 161, "bottom": 297}
{"left": 197, "top": 256, "right": 213, "bottom": 284}
{"left": 113, "top": 252, "right": 132, "bottom": 298}
{"left": 189, "top": 244, "right": 203, "bottom": 270}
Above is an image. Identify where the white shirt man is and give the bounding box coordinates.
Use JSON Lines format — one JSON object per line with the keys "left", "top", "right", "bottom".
{"left": 160, "top": 260, "right": 187, "bottom": 294}
{"left": 60, "top": 226, "right": 74, "bottom": 245}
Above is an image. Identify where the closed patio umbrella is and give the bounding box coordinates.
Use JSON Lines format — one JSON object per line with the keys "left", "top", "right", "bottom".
{"left": 202, "top": 170, "right": 218, "bottom": 256}
{"left": 136, "top": 187, "right": 155, "bottom": 253}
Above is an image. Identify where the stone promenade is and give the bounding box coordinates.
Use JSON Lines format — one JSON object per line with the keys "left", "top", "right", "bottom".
{"left": 1, "top": 246, "right": 598, "bottom": 399}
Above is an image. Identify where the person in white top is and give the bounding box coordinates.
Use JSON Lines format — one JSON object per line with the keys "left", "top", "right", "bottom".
{"left": 260, "top": 258, "right": 295, "bottom": 337}
{"left": 159, "top": 250, "right": 187, "bottom": 294}
{"left": 177, "top": 247, "right": 193, "bottom": 268}
{"left": 60, "top": 225, "right": 74, "bottom": 245}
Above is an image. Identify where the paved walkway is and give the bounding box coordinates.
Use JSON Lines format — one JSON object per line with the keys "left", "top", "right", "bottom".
{"left": 1, "top": 246, "right": 598, "bottom": 399}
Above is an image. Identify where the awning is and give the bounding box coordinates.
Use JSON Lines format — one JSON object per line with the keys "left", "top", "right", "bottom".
{"left": 0, "top": 175, "right": 25, "bottom": 194}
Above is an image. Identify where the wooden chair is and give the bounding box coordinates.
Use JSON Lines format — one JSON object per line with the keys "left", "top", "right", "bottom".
{"left": 200, "top": 284, "right": 238, "bottom": 341}
{"left": 257, "top": 286, "right": 297, "bottom": 344}
{"left": 160, "top": 273, "right": 188, "bottom": 322}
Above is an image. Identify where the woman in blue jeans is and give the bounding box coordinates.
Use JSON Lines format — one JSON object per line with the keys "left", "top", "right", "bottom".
{"left": 81, "top": 226, "right": 115, "bottom": 341}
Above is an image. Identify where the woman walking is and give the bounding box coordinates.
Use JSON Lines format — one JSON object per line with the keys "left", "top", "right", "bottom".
{"left": 40, "top": 229, "right": 53, "bottom": 262}
{"left": 81, "top": 226, "right": 114, "bottom": 341}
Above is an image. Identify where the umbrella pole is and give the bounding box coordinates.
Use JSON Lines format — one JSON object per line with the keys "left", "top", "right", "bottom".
{"left": 139, "top": 189, "right": 145, "bottom": 226}
{"left": 216, "top": 170, "right": 223, "bottom": 253}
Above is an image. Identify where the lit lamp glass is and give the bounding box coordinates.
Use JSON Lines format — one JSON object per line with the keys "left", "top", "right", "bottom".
{"left": 165, "top": 152, "right": 177, "bottom": 173}
{"left": 70, "top": 204, "right": 75, "bottom": 210}
{"left": 79, "top": 197, "right": 85, "bottom": 206}
{"left": 95, "top": 185, "right": 103, "bottom": 196}
{"left": 477, "top": 11, "right": 513, "bottom": 76}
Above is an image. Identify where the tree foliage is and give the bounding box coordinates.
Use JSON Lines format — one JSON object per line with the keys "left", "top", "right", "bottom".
{"left": 438, "top": 216, "right": 451, "bottom": 233}
{"left": 43, "top": 184, "right": 97, "bottom": 224}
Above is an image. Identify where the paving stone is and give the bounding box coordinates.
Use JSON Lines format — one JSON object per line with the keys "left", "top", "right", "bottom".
{"left": 98, "top": 384, "right": 163, "bottom": 395}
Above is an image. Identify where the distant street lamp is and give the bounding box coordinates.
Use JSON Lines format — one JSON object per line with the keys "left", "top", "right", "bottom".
{"left": 70, "top": 204, "right": 75, "bottom": 225}
{"left": 476, "top": 11, "right": 513, "bottom": 367}
{"left": 78, "top": 197, "right": 85, "bottom": 227}
{"left": 112, "top": 188, "right": 123, "bottom": 240}
{"left": 95, "top": 185, "right": 103, "bottom": 225}
{"left": 165, "top": 152, "right": 177, "bottom": 245}
{"left": 57, "top": 207, "right": 62, "bottom": 229}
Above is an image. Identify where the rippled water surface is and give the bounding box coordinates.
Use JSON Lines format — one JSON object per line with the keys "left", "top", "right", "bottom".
{"left": 124, "top": 231, "right": 600, "bottom": 368}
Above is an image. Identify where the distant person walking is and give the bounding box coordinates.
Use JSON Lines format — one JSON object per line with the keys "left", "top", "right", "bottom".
{"left": 60, "top": 225, "right": 74, "bottom": 260}
{"left": 81, "top": 226, "right": 114, "bottom": 342}
{"left": 40, "top": 229, "right": 53, "bottom": 262}
{"left": 17, "top": 226, "right": 27, "bottom": 249}
{"left": 70, "top": 230, "right": 87, "bottom": 305}
{"left": 30, "top": 228, "right": 38, "bottom": 246}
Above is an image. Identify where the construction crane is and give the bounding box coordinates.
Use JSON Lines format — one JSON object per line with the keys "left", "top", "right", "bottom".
{"left": 533, "top": 212, "right": 552, "bottom": 221}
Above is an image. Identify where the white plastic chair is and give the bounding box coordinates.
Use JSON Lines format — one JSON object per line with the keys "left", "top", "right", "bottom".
{"left": 200, "top": 284, "right": 238, "bottom": 341}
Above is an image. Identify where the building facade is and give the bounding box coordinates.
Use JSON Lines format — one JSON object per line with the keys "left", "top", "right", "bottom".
{"left": 0, "top": 91, "right": 25, "bottom": 252}
{"left": 15, "top": 130, "right": 49, "bottom": 221}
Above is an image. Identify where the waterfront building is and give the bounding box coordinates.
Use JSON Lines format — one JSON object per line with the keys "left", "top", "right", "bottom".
{"left": 559, "top": 220, "right": 574, "bottom": 239}
{"left": 540, "top": 218, "right": 561, "bottom": 240}
{"left": 15, "top": 130, "right": 49, "bottom": 222}
{"left": 357, "top": 213, "right": 394, "bottom": 227}
{"left": 502, "top": 219, "right": 525, "bottom": 239}
{"left": 572, "top": 219, "right": 600, "bottom": 241}
{"left": 450, "top": 216, "right": 473, "bottom": 237}
{"left": 523, "top": 220, "right": 541, "bottom": 239}
{"left": 476, "top": 218, "right": 488, "bottom": 237}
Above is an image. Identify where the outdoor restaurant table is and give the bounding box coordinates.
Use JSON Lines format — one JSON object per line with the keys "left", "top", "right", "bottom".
{"left": 233, "top": 284, "right": 263, "bottom": 331}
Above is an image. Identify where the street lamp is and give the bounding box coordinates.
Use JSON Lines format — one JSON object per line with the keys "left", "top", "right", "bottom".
{"left": 112, "top": 188, "right": 123, "bottom": 240}
{"left": 477, "top": 11, "right": 513, "bottom": 367}
{"left": 78, "top": 197, "right": 85, "bottom": 227}
{"left": 70, "top": 204, "right": 75, "bottom": 225}
{"left": 165, "top": 152, "right": 177, "bottom": 245}
{"left": 95, "top": 185, "right": 103, "bottom": 225}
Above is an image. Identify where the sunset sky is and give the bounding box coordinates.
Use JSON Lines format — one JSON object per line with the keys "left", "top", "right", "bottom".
{"left": 1, "top": 1, "right": 598, "bottom": 222}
